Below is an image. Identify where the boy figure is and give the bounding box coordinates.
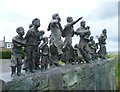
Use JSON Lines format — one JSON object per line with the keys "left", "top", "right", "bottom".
{"left": 88, "top": 36, "right": 98, "bottom": 60}
{"left": 39, "top": 34, "right": 49, "bottom": 70}
{"left": 11, "top": 27, "right": 26, "bottom": 76}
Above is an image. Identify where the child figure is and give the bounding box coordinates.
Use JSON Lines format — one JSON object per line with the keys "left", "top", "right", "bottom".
{"left": 10, "top": 27, "right": 26, "bottom": 76}
{"left": 40, "top": 35, "right": 49, "bottom": 70}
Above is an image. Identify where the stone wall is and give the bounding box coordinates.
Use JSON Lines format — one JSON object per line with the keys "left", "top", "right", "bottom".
{"left": 4, "top": 59, "right": 116, "bottom": 91}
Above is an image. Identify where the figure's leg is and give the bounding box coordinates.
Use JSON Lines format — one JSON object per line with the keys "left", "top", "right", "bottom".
{"left": 50, "top": 45, "right": 58, "bottom": 66}
{"left": 17, "top": 65, "right": 22, "bottom": 76}
{"left": 101, "top": 45, "right": 107, "bottom": 59}
{"left": 51, "top": 54, "right": 59, "bottom": 66}
{"left": 45, "top": 56, "right": 48, "bottom": 70}
{"left": 41, "top": 56, "right": 48, "bottom": 70}
{"left": 23, "top": 55, "right": 28, "bottom": 72}
{"left": 34, "top": 47, "right": 40, "bottom": 70}
{"left": 27, "top": 47, "right": 35, "bottom": 73}
{"left": 80, "top": 47, "right": 89, "bottom": 63}
{"left": 17, "top": 56, "right": 23, "bottom": 76}
{"left": 23, "top": 47, "right": 28, "bottom": 72}
{"left": 10, "top": 55, "right": 16, "bottom": 76}
{"left": 41, "top": 55, "right": 44, "bottom": 71}
{"left": 11, "top": 66, "right": 16, "bottom": 76}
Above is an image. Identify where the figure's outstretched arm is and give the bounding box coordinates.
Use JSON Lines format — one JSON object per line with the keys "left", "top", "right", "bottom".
{"left": 71, "top": 17, "right": 83, "bottom": 26}
{"left": 47, "top": 23, "right": 51, "bottom": 31}
{"left": 58, "top": 22, "right": 63, "bottom": 31}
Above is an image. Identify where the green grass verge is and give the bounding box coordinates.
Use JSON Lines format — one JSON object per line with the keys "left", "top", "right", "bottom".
{"left": 0, "top": 48, "right": 24, "bottom": 59}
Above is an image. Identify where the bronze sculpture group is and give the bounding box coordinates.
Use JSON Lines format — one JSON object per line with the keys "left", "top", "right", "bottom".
{"left": 10, "top": 13, "right": 107, "bottom": 76}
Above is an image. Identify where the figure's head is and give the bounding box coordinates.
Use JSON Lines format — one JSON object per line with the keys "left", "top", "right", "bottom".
{"left": 32, "top": 18, "right": 40, "bottom": 28}
{"left": 52, "top": 13, "right": 61, "bottom": 22}
{"left": 16, "top": 27, "right": 25, "bottom": 36}
{"left": 52, "top": 13, "right": 58, "bottom": 19}
{"left": 80, "top": 21, "right": 85, "bottom": 27}
{"left": 86, "top": 26, "right": 90, "bottom": 30}
{"left": 40, "top": 30, "right": 45, "bottom": 36}
{"left": 66, "top": 16, "right": 73, "bottom": 23}
{"left": 102, "top": 29, "right": 107, "bottom": 34}
{"left": 90, "top": 36, "right": 93, "bottom": 41}
{"left": 29, "top": 24, "right": 33, "bottom": 28}
{"left": 74, "top": 44, "right": 79, "bottom": 48}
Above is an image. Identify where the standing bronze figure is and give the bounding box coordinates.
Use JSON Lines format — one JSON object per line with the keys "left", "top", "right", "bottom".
{"left": 24, "top": 18, "right": 41, "bottom": 73}
{"left": 40, "top": 35, "right": 49, "bottom": 70}
{"left": 75, "top": 21, "right": 91, "bottom": 63}
{"left": 97, "top": 29, "right": 107, "bottom": 59}
{"left": 61, "top": 16, "right": 82, "bottom": 64}
{"left": 47, "top": 13, "right": 64, "bottom": 66}
{"left": 11, "top": 27, "right": 26, "bottom": 76}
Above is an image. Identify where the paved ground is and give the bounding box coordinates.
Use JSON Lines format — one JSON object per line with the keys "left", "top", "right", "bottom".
{"left": 0, "top": 59, "right": 11, "bottom": 82}
{"left": 0, "top": 59, "right": 65, "bottom": 82}
{"left": 0, "top": 59, "right": 11, "bottom": 73}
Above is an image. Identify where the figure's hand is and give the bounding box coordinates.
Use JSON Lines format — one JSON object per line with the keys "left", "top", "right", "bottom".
{"left": 80, "top": 17, "right": 83, "bottom": 19}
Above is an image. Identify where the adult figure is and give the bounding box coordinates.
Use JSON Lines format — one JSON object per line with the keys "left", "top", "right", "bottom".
{"left": 23, "top": 24, "right": 33, "bottom": 72}
{"left": 47, "top": 13, "right": 64, "bottom": 66}
{"left": 63, "top": 16, "right": 82, "bottom": 48}
{"left": 75, "top": 21, "right": 91, "bottom": 48}
{"left": 61, "top": 16, "right": 82, "bottom": 64}
{"left": 25, "top": 18, "right": 41, "bottom": 73}
{"left": 11, "top": 27, "right": 26, "bottom": 76}
{"left": 75, "top": 21, "right": 91, "bottom": 63}
{"left": 97, "top": 29, "right": 107, "bottom": 59}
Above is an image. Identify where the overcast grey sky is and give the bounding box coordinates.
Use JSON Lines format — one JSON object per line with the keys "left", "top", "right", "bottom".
{"left": 0, "top": 0, "right": 119, "bottom": 52}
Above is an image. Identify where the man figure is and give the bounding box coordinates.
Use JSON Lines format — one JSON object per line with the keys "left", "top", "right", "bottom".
{"left": 47, "top": 13, "right": 64, "bottom": 66}
{"left": 75, "top": 21, "right": 91, "bottom": 48}
{"left": 25, "top": 18, "right": 41, "bottom": 73}
{"left": 75, "top": 21, "right": 91, "bottom": 63}
{"left": 63, "top": 16, "right": 82, "bottom": 48}
{"left": 23, "top": 24, "right": 33, "bottom": 72}
{"left": 61, "top": 16, "right": 82, "bottom": 64}
{"left": 97, "top": 29, "right": 107, "bottom": 59}
{"left": 11, "top": 27, "right": 26, "bottom": 76}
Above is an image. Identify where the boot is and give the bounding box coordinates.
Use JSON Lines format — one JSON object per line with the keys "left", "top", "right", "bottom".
{"left": 17, "top": 65, "right": 22, "bottom": 76}
{"left": 29, "top": 69, "right": 35, "bottom": 73}
{"left": 11, "top": 67, "right": 16, "bottom": 76}
{"left": 29, "top": 66, "right": 35, "bottom": 73}
{"left": 35, "top": 66, "right": 41, "bottom": 70}
{"left": 29, "top": 63, "right": 35, "bottom": 73}
{"left": 41, "top": 66, "right": 43, "bottom": 71}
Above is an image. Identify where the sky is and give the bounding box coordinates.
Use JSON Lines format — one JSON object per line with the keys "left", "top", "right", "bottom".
{"left": 0, "top": 0, "right": 119, "bottom": 52}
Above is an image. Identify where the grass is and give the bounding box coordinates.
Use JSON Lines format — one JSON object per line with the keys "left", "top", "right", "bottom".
{"left": 0, "top": 48, "right": 12, "bottom": 59}
{"left": 107, "top": 53, "right": 119, "bottom": 90}
{"left": 0, "top": 48, "right": 25, "bottom": 59}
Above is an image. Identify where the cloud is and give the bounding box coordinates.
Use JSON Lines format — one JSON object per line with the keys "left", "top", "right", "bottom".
{"left": 0, "top": 0, "right": 118, "bottom": 52}
{"left": 107, "top": 41, "right": 118, "bottom": 52}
